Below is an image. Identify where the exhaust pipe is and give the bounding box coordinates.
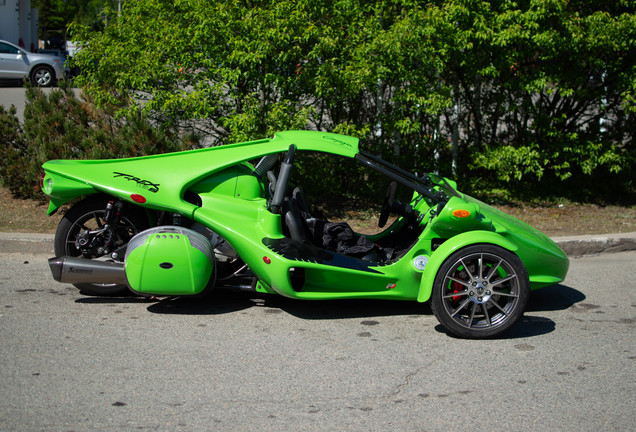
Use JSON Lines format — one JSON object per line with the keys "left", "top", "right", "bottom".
{"left": 48, "top": 257, "right": 127, "bottom": 285}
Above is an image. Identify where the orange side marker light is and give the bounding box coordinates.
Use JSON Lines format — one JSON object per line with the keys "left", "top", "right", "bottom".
{"left": 452, "top": 209, "right": 471, "bottom": 218}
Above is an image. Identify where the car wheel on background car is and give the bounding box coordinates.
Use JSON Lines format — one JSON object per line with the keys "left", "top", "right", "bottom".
{"left": 431, "top": 244, "right": 529, "bottom": 339}
{"left": 30, "top": 65, "right": 55, "bottom": 87}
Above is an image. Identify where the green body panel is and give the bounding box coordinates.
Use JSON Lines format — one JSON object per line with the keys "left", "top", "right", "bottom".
{"left": 467, "top": 196, "right": 569, "bottom": 290}
{"left": 415, "top": 230, "right": 519, "bottom": 302}
{"left": 188, "top": 164, "right": 265, "bottom": 201}
{"left": 41, "top": 172, "right": 98, "bottom": 215}
{"left": 414, "top": 193, "right": 569, "bottom": 301}
{"left": 429, "top": 196, "right": 493, "bottom": 236}
{"left": 42, "top": 130, "right": 568, "bottom": 301}
{"left": 42, "top": 131, "right": 358, "bottom": 215}
{"left": 125, "top": 233, "right": 213, "bottom": 295}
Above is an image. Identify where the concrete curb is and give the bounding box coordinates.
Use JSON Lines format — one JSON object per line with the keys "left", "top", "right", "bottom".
{"left": 552, "top": 231, "right": 636, "bottom": 257}
{"left": 0, "top": 232, "right": 55, "bottom": 243}
{"left": 1, "top": 231, "right": 636, "bottom": 257}
{"left": 0, "top": 232, "right": 55, "bottom": 255}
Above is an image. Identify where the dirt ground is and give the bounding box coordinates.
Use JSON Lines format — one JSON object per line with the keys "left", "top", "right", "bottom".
{"left": 332, "top": 202, "right": 636, "bottom": 237}
{"left": 0, "top": 188, "right": 65, "bottom": 234}
{"left": 1, "top": 186, "right": 634, "bottom": 237}
{"left": 489, "top": 203, "right": 636, "bottom": 237}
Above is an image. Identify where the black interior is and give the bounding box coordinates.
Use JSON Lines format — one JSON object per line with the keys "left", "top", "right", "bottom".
{"left": 262, "top": 145, "right": 425, "bottom": 264}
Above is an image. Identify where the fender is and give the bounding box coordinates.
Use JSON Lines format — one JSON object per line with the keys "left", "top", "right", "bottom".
{"left": 416, "top": 230, "right": 519, "bottom": 303}
{"left": 41, "top": 172, "right": 99, "bottom": 215}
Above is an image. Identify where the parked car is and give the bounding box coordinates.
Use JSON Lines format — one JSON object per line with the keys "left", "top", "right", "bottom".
{"left": 0, "top": 39, "right": 68, "bottom": 87}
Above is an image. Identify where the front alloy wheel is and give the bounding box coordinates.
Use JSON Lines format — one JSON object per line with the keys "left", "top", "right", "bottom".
{"left": 431, "top": 245, "right": 529, "bottom": 339}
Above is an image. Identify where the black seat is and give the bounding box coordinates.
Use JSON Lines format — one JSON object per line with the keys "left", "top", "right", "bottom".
{"left": 292, "top": 187, "right": 312, "bottom": 219}
{"left": 283, "top": 197, "right": 310, "bottom": 243}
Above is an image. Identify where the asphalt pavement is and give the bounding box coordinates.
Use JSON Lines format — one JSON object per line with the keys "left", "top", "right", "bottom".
{"left": 1, "top": 225, "right": 635, "bottom": 432}
{"left": 1, "top": 244, "right": 635, "bottom": 431}
{"left": 2, "top": 230, "right": 636, "bottom": 256}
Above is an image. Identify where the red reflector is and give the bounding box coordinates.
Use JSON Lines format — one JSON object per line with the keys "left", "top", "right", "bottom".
{"left": 452, "top": 209, "right": 471, "bottom": 218}
{"left": 263, "top": 256, "right": 271, "bottom": 264}
{"left": 131, "top": 194, "right": 147, "bottom": 203}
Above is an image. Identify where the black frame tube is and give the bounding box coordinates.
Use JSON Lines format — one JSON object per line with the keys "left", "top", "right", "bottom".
{"left": 355, "top": 152, "right": 442, "bottom": 202}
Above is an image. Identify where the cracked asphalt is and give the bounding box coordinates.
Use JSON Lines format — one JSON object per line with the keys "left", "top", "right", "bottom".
{"left": 0, "top": 234, "right": 634, "bottom": 431}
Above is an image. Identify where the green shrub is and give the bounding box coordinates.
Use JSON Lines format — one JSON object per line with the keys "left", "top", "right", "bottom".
{"left": 0, "top": 82, "right": 198, "bottom": 200}
{"left": 0, "top": 105, "right": 30, "bottom": 196}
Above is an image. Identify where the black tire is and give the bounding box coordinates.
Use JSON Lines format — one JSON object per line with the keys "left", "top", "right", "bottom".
{"left": 54, "top": 194, "right": 149, "bottom": 296}
{"left": 430, "top": 244, "right": 529, "bottom": 339}
{"left": 30, "top": 65, "right": 56, "bottom": 87}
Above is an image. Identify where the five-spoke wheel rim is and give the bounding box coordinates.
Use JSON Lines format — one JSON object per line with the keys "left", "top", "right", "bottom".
{"left": 34, "top": 68, "right": 52, "bottom": 86}
{"left": 440, "top": 252, "right": 521, "bottom": 330}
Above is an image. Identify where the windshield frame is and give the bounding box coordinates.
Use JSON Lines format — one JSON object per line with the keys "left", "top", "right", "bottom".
{"left": 355, "top": 150, "right": 459, "bottom": 204}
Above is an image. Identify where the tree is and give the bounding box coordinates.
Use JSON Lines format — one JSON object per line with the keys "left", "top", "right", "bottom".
{"left": 69, "top": 0, "right": 635, "bottom": 201}
{"left": 452, "top": 0, "right": 636, "bottom": 198}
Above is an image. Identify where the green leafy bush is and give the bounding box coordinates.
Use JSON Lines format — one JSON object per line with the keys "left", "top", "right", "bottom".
{"left": 67, "top": 0, "right": 634, "bottom": 203}
{"left": 4, "top": 1, "right": 634, "bottom": 204}
{"left": 0, "top": 105, "right": 29, "bottom": 196}
{"left": 0, "top": 82, "right": 197, "bottom": 199}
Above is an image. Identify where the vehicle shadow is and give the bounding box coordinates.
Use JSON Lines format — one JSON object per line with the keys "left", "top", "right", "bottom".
{"left": 526, "top": 283, "right": 585, "bottom": 312}
{"left": 75, "top": 292, "right": 256, "bottom": 315}
{"left": 0, "top": 80, "right": 25, "bottom": 87}
{"left": 434, "top": 315, "right": 558, "bottom": 339}
{"left": 145, "top": 290, "right": 431, "bottom": 319}
{"left": 436, "top": 283, "right": 585, "bottom": 339}
{"left": 78, "top": 283, "right": 585, "bottom": 339}
{"left": 145, "top": 282, "right": 584, "bottom": 316}
{"left": 148, "top": 292, "right": 560, "bottom": 339}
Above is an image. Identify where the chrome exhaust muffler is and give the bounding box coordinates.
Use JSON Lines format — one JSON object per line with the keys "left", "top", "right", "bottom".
{"left": 48, "top": 257, "right": 127, "bottom": 285}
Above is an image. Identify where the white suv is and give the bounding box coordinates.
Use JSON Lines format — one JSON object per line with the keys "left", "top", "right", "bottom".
{"left": 0, "top": 39, "right": 68, "bottom": 87}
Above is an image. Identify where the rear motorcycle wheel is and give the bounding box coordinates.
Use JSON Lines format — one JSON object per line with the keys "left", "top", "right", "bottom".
{"left": 54, "top": 194, "right": 149, "bottom": 296}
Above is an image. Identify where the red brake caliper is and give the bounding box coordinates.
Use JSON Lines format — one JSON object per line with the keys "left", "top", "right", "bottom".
{"left": 450, "top": 270, "right": 464, "bottom": 304}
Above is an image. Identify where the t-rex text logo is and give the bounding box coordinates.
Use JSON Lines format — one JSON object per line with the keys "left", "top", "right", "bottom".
{"left": 113, "top": 172, "right": 160, "bottom": 193}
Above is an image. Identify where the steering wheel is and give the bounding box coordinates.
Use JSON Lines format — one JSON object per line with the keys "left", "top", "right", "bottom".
{"left": 378, "top": 181, "right": 397, "bottom": 228}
